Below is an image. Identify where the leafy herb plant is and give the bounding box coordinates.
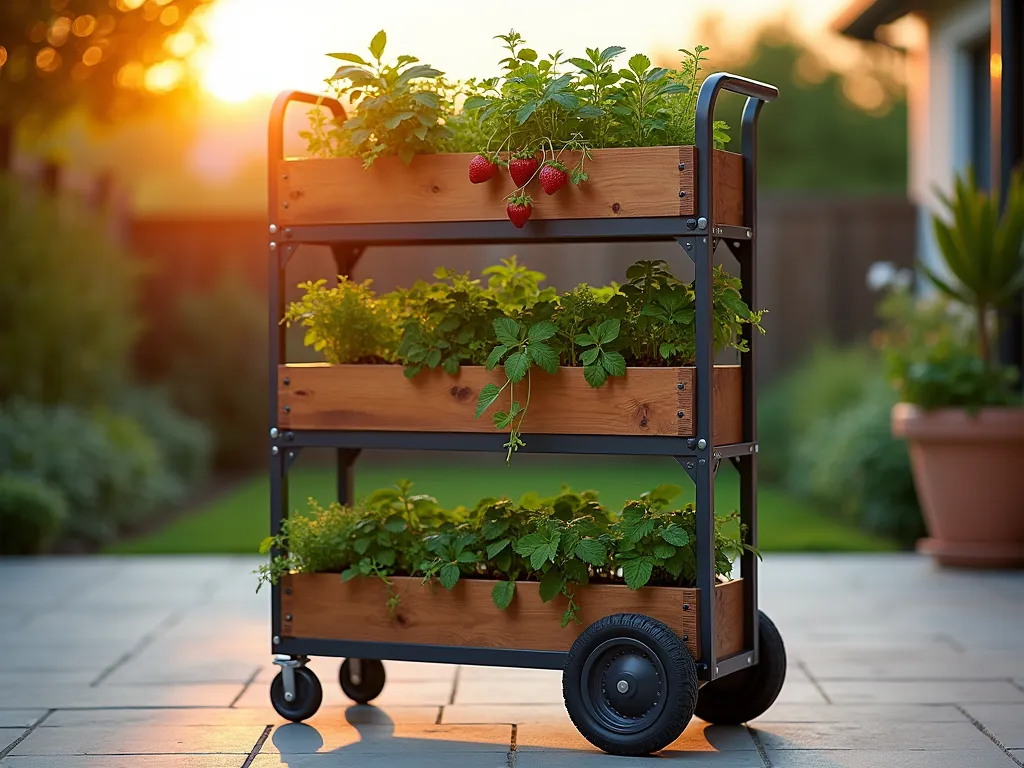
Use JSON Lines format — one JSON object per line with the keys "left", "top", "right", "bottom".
{"left": 257, "top": 481, "right": 752, "bottom": 628}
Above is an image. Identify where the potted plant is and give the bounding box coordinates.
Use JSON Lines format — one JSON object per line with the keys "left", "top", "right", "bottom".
{"left": 885, "top": 170, "right": 1024, "bottom": 568}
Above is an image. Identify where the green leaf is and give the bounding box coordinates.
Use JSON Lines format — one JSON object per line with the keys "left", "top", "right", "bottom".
{"left": 376, "top": 548, "right": 396, "bottom": 567}
{"left": 258, "top": 536, "right": 275, "bottom": 555}
{"left": 354, "top": 537, "right": 371, "bottom": 554}
{"left": 628, "top": 53, "right": 651, "bottom": 75}
{"left": 575, "top": 538, "right": 607, "bottom": 566}
{"left": 494, "top": 318, "right": 521, "bottom": 346}
{"left": 504, "top": 350, "right": 530, "bottom": 383}
{"left": 369, "top": 30, "right": 387, "bottom": 61}
{"left": 456, "top": 550, "right": 478, "bottom": 564}
{"left": 654, "top": 543, "right": 676, "bottom": 559}
{"left": 518, "top": 48, "right": 538, "bottom": 62}
{"left": 516, "top": 101, "right": 539, "bottom": 125}
{"left": 475, "top": 383, "right": 502, "bottom": 418}
{"left": 568, "top": 57, "right": 593, "bottom": 70}
{"left": 622, "top": 557, "right": 653, "bottom": 589}
{"left": 584, "top": 363, "right": 607, "bottom": 387}
{"left": 486, "top": 538, "right": 511, "bottom": 558}
{"left": 580, "top": 347, "right": 600, "bottom": 366}
{"left": 594, "top": 318, "right": 621, "bottom": 344}
{"left": 528, "top": 321, "right": 557, "bottom": 342}
{"left": 539, "top": 568, "right": 564, "bottom": 602}
{"left": 600, "top": 45, "right": 627, "bottom": 62}
{"left": 396, "top": 65, "right": 443, "bottom": 86}
{"left": 648, "top": 484, "right": 683, "bottom": 503}
{"left": 528, "top": 343, "right": 559, "bottom": 374}
{"left": 384, "top": 111, "right": 416, "bottom": 130}
{"left": 340, "top": 566, "right": 360, "bottom": 582}
{"left": 602, "top": 351, "right": 627, "bottom": 376}
{"left": 491, "top": 580, "right": 516, "bottom": 610}
{"left": 439, "top": 562, "right": 460, "bottom": 590}
{"left": 485, "top": 345, "right": 508, "bottom": 370}
{"left": 661, "top": 525, "right": 690, "bottom": 546}
{"left": 383, "top": 514, "right": 406, "bottom": 533}
{"left": 425, "top": 348, "right": 442, "bottom": 368}
{"left": 575, "top": 333, "right": 596, "bottom": 347}
{"left": 463, "top": 95, "right": 490, "bottom": 111}
{"left": 513, "top": 532, "right": 545, "bottom": 557}
{"left": 328, "top": 52, "right": 370, "bottom": 65}
{"left": 493, "top": 410, "right": 513, "bottom": 429}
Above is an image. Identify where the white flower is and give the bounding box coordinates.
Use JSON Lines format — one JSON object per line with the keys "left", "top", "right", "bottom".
{"left": 866, "top": 261, "right": 898, "bottom": 291}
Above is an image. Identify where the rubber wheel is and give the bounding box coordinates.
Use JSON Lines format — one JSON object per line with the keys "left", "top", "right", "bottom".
{"left": 270, "top": 666, "right": 323, "bottom": 722}
{"left": 339, "top": 658, "right": 386, "bottom": 704}
{"left": 695, "top": 611, "right": 787, "bottom": 724}
{"left": 563, "top": 613, "right": 698, "bottom": 756}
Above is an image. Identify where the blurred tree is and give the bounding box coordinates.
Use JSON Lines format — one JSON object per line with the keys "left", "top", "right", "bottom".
{"left": 690, "top": 18, "right": 908, "bottom": 194}
{"left": 0, "top": 0, "right": 212, "bottom": 170}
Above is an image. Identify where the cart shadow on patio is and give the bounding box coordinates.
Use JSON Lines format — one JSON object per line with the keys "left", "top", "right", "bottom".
{"left": 264, "top": 704, "right": 776, "bottom": 765}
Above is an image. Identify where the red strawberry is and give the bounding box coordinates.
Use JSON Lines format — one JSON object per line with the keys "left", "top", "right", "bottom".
{"left": 539, "top": 162, "right": 569, "bottom": 195}
{"left": 506, "top": 193, "right": 533, "bottom": 228}
{"left": 468, "top": 154, "right": 498, "bottom": 184}
{"left": 509, "top": 154, "right": 540, "bottom": 187}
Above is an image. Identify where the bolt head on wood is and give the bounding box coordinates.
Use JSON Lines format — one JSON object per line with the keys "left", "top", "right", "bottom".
{"left": 270, "top": 428, "right": 279, "bottom": 438}
{"left": 269, "top": 241, "right": 277, "bottom": 251}
{"left": 269, "top": 224, "right": 278, "bottom": 234}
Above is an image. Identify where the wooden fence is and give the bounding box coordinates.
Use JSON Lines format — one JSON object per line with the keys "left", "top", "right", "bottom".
{"left": 129, "top": 196, "right": 916, "bottom": 387}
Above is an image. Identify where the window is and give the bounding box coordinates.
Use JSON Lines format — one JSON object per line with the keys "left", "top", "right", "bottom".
{"left": 966, "top": 35, "right": 991, "bottom": 189}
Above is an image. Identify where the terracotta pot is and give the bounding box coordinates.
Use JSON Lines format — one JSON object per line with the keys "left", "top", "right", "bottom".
{"left": 892, "top": 404, "right": 1024, "bottom": 568}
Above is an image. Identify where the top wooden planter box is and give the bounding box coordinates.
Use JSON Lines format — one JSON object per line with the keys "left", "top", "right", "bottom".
{"left": 275, "top": 147, "right": 745, "bottom": 227}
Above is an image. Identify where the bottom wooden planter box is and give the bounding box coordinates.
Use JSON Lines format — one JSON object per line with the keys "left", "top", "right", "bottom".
{"left": 280, "top": 574, "right": 744, "bottom": 661}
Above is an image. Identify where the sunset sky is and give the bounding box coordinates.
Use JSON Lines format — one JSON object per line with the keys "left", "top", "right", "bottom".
{"left": 194, "top": 0, "right": 857, "bottom": 103}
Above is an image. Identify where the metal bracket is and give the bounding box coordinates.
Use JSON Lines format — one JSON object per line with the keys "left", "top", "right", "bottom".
{"left": 677, "top": 236, "right": 696, "bottom": 265}
{"left": 285, "top": 446, "right": 303, "bottom": 472}
{"left": 273, "top": 655, "right": 306, "bottom": 702}
{"left": 278, "top": 244, "right": 298, "bottom": 269}
{"left": 675, "top": 455, "right": 721, "bottom": 483}
{"left": 331, "top": 245, "right": 366, "bottom": 278}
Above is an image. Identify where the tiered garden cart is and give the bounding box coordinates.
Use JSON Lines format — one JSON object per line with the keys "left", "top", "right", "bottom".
{"left": 264, "top": 72, "right": 784, "bottom": 756}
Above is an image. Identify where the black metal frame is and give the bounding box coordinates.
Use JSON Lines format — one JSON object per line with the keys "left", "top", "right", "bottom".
{"left": 266, "top": 74, "right": 778, "bottom": 684}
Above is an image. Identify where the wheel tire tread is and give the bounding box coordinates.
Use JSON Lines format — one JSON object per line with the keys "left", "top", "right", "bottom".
{"left": 563, "top": 612, "right": 698, "bottom": 756}
{"left": 270, "top": 667, "right": 323, "bottom": 722}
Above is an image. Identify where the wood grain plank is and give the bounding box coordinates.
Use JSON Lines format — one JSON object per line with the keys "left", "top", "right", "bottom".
{"left": 278, "top": 364, "right": 743, "bottom": 442}
{"left": 282, "top": 574, "right": 743, "bottom": 659}
{"left": 275, "top": 147, "right": 744, "bottom": 226}
{"left": 714, "top": 151, "right": 745, "bottom": 227}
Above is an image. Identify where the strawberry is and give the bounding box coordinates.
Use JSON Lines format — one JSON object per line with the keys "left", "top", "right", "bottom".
{"left": 468, "top": 154, "right": 498, "bottom": 184}
{"left": 508, "top": 153, "right": 540, "bottom": 188}
{"left": 539, "top": 161, "right": 569, "bottom": 195}
{"left": 506, "top": 193, "right": 533, "bottom": 228}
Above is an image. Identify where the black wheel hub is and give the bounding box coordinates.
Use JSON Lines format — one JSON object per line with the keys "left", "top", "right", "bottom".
{"left": 582, "top": 638, "right": 666, "bottom": 733}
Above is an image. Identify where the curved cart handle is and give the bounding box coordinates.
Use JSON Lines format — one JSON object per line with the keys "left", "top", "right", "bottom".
{"left": 268, "top": 91, "right": 347, "bottom": 164}
{"left": 695, "top": 72, "right": 778, "bottom": 229}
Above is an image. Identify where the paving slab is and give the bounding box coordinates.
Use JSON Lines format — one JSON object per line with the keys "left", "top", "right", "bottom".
{"left": 752, "top": 720, "right": 996, "bottom": 751}
{"left": 960, "top": 703, "right": 1024, "bottom": 749}
{"left": 2, "top": 726, "right": 28, "bottom": 752}
{"left": 452, "top": 667, "right": 562, "bottom": 705}
{"left": 7, "top": 723, "right": 267, "bottom": 756}
{"left": 0, "top": 683, "right": 244, "bottom": 709}
{"left": 261, "top": 721, "right": 511, "bottom": 755}
{"left": 514, "top": 750, "right": 767, "bottom": 767}
{"left": 43, "top": 704, "right": 439, "bottom": 728}
{"left": 819, "top": 680, "right": 1024, "bottom": 705}
{"left": 515, "top": 720, "right": 756, "bottom": 752}
{"left": 750, "top": 703, "right": 966, "bottom": 723}
{"left": 249, "top": 754, "right": 509, "bottom": 768}
{"left": 765, "top": 749, "right": 1018, "bottom": 767}
{"left": 0, "top": 757, "right": 248, "bottom": 768}
{"left": 0, "top": 710, "right": 47, "bottom": 728}
{"left": 442, "top": 703, "right": 571, "bottom": 725}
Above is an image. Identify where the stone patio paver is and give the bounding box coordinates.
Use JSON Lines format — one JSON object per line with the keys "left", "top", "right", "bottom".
{"left": 0, "top": 554, "right": 1021, "bottom": 768}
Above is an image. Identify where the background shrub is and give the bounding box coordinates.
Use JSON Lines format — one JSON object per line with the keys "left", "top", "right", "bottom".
{"left": 162, "top": 275, "right": 267, "bottom": 470}
{"left": 0, "top": 474, "right": 68, "bottom": 555}
{"left": 0, "top": 178, "right": 140, "bottom": 407}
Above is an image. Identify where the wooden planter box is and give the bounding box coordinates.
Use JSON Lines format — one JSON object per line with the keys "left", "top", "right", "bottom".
{"left": 275, "top": 147, "right": 745, "bottom": 226}
{"left": 281, "top": 573, "right": 744, "bottom": 661}
{"left": 279, "top": 364, "right": 743, "bottom": 444}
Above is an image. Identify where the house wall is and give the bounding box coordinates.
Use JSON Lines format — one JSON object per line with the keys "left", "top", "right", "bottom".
{"left": 910, "top": 0, "right": 990, "bottom": 269}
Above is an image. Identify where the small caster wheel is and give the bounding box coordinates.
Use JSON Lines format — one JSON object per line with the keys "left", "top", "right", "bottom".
{"left": 695, "top": 610, "right": 787, "bottom": 725}
{"left": 270, "top": 666, "right": 322, "bottom": 722}
{"left": 563, "top": 613, "right": 698, "bottom": 756}
{"left": 340, "top": 658, "right": 386, "bottom": 704}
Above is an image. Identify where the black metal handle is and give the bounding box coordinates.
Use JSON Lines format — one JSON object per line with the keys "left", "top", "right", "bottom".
{"left": 268, "top": 91, "right": 346, "bottom": 164}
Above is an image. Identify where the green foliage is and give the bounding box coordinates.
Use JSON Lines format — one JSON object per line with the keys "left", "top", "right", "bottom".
{"left": 313, "top": 31, "right": 730, "bottom": 166}
{"left": 874, "top": 281, "right": 1020, "bottom": 410}
{"left": 306, "top": 30, "right": 454, "bottom": 165}
{"left": 164, "top": 275, "right": 268, "bottom": 470}
{"left": 257, "top": 480, "right": 748, "bottom": 627}
{"left": 0, "top": 399, "right": 187, "bottom": 545}
{"left": 0, "top": 177, "right": 139, "bottom": 408}
{"left": 0, "top": 473, "right": 67, "bottom": 555}
{"left": 925, "top": 168, "right": 1024, "bottom": 365}
{"left": 283, "top": 277, "right": 399, "bottom": 365}
{"left": 287, "top": 258, "right": 763, "bottom": 459}
{"left": 758, "top": 344, "right": 924, "bottom": 547}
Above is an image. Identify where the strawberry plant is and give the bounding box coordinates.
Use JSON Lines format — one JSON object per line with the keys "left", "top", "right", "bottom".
{"left": 256, "top": 481, "right": 751, "bottom": 625}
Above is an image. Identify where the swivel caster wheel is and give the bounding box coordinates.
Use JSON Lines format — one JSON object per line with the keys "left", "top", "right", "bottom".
{"left": 563, "top": 613, "right": 698, "bottom": 756}
{"left": 694, "top": 610, "right": 787, "bottom": 724}
{"left": 270, "top": 663, "right": 322, "bottom": 722}
{"left": 340, "top": 658, "right": 386, "bottom": 704}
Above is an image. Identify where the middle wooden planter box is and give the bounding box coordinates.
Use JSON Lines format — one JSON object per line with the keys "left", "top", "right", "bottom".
{"left": 279, "top": 364, "right": 743, "bottom": 444}
{"left": 281, "top": 574, "right": 745, "bottom": 662}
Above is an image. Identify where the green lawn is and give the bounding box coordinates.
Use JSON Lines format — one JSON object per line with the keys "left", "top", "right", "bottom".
{"left": 106, "top": 454, "right": 895, "bottom": 554}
